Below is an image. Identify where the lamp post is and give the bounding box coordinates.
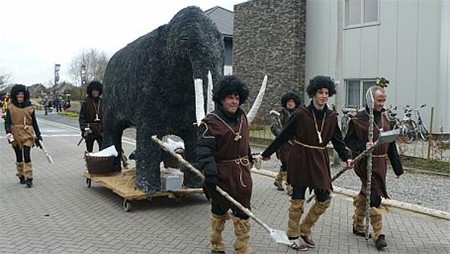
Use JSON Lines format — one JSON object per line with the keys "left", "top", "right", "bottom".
{"left": 80, "top": 64, "right": 87, "bottom": 100}
{"left": 54, "top": 64, "right": 60, "bottom": 97}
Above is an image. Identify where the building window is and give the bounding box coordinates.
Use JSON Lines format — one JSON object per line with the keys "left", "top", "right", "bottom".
{"left": 345, "top": 79, "right": 376, "bottom": 107}
{"left": 346, "top": 0, "right": 379, "bottom": 27}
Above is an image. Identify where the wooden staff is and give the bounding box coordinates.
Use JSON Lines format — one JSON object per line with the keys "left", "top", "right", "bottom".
{"left": 365, "top": 90, "right": 375, "bottom": 240}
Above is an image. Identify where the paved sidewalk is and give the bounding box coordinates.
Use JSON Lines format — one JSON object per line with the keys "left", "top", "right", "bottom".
{"left": 0, "top": 115, "right": 449, "bottom": 253}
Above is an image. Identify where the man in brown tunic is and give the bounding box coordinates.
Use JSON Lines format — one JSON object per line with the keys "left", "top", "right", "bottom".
{"left": 79, "top": 81, "right": 104, "bottom": 152}
{"left": 4, "top": 84, "right": 42, "bottom": 188}
{"left": 261, "top": 75, "right": 353, "bottom": 251}
{"left": 344, "top": 85, "right": 403, "bottom": 250}
{"left": 197, "top": 75, "right": 253, "bottom": 254}
{"left": 271, "top": 90, "right": 301, "bottom": 195}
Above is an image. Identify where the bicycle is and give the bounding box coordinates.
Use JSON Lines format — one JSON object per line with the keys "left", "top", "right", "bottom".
{"left": 386, "top": 105, "right": 416, "bottom": 144}
{"left": 340, "top": 106, "right": 360, "bottom": 136}
{"left": 411, "top": 104, "right": 429, "bottom": 141}
{"left": 395, "top": 104, "right": 429, "bottom": 143}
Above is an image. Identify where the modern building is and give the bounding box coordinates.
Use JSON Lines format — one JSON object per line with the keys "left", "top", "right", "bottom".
{"left": 205, "top": 6, "right": 234, "bottom": 75}
{"left": 231, "top": 0, "right": 450, "bottom": 133}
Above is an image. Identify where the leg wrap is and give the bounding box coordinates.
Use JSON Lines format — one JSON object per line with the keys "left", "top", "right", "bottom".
{"left": 281, "top": 171, "right": 287, "bottom": 182}
{"left": 300, "top": 199, "right": 331, "bottom": 236}
{"left": 15, "top": 162, "right": 24, "bottom": 177}
{"left": 210, "top": 213, "right": 228, "bottom": 252}
{"left": 231, "top": 214, "right": 251, "bottom": 254}
{"left": 287, "top": 199, "right": 304, "bottom": 238}
{"left": 274, "top": 169, "right": 283, "bottom": 184}
{"left": 23, "top": 162, "right": 33, "bottom": 180}
{"left": 370, "top": 208, "right": 383, "bottom": 240}
{"left": 352, "top": 194, "right": 366, "bottom": 233}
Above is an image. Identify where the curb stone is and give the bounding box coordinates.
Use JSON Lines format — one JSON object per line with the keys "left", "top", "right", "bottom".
{"left": 251, "top": 168, "right": 450, "bottom": 221}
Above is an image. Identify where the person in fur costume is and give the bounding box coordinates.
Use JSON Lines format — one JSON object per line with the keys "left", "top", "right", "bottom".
{"left": 271, "top": 90, "right": 302, "bottom": 195}
{"left": 261, "top": 75, "right": 353, "bottom": 251}
{"left": 79, "top": 80, "right": 104, "bottom": 153}
{"left": 4, "top": 84, "right": 42, "bottom": 187}
{"left": 197, "top": 75, "right": 254, "bottom": 254}
{"left": 344, "top": 85, "right": 403, "bottom": 250}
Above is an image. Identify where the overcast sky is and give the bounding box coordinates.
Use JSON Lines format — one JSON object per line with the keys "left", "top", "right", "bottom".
{"left": 0, "top": 0, "right": 246, "bottom": 86}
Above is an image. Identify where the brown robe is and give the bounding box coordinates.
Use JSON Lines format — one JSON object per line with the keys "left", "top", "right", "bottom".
{"left": 85, "top": 97, "right": 103, "bottom": 136}
{"left": 351, "top": 112, "right": 392, "bottom": 198}
{"left": 287, "top": 106, "right": 338, "bottom": 191}
{"left": 8, "top": 103, "right": 36, "bottom": 147}
{"left": 201, "top": 112, "right": 252, "bottom": 209}
{"left": 276, "top": 108, "right": 295, "bottom": 164}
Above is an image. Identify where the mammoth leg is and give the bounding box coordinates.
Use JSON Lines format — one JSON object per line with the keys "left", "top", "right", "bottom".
{"left": 180, "top": 131, "right": 202, "bottom": 188}
{"left": 102, "top": 111, "right": 126, "bottom": 170}
{"left": 135, "top": 126, "right": 161, "bottom": 194}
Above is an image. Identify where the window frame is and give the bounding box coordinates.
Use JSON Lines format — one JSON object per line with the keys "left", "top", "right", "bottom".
{"left": 344, "top": 78, "right": 377, "bottom": 108}
{"left": 344, "top": 0, "right": 380, "bottom": 29}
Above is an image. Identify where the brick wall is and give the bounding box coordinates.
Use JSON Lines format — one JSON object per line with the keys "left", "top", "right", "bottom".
{"left": 233, "top": 0, "right": 306, "bottom": 124}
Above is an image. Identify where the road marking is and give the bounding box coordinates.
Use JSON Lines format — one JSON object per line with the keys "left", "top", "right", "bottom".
{"left": 37, "top": 118, "right": 137, "bottom": 145}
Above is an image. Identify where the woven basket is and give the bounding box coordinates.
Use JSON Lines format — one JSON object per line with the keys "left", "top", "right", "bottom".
{"left": 85, "top": 155, "right": 117, "bottom": 174}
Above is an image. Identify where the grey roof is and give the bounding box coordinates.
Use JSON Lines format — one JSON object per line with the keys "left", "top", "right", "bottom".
{"left": 204, "top": 6, "right": 234, "bottom": 37}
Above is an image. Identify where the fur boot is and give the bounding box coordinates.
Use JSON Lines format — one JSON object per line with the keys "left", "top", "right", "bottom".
{"left": 370, "top": 208, "right": 387, "bottom": 250}
{"left": 23, "top": 162, "right": 33, "bottom": 187}
{"left": 299, "top": 198, "right": 331, "bottom": 248}
{"left": 230, "top": 214, "right": 251, "bottom": 254}
{"left": 274, "top": 169, "right": 284, "bottom": 191}
{"left": 210, "top": 213, "right": 229, "bottom": 253}
{"left": 15, "top": 162, "right": 25, "bottom": 184}
{"left": 352, "top": 194, "right": 366, "bottom": 236}
{"left": 287, "top": 199, "right": 304, "bottom": 239}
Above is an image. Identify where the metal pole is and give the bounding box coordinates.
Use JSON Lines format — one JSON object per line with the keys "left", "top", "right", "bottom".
{"left": 427, "top": 107, "right": 434, "bottom": 159}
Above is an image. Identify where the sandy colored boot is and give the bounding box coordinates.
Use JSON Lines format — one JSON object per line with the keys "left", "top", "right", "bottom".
{"left": 210, "top": 213, "right": 229, "bottom": 253}
{"left": 230, "top": 215, "right": 251, "bottom": 254}
{"left": 15, "top": 162, "right": 25, "bottom": 184}
{"left": 352, "top": 194, "right": 366, "bottom": 236}
{"left": 287, "top": 199, "right": 304, "bottom": 239}
{"left": 23, "top": 162, "right": 33, "bottom": 188}
{"left": 299, "top": 199, "right": 331, "bottom": 248}
{"left": 370, "top": 208, "right": 387, "bottom": 250}
{"left": 274, "top": 169, "right": 284, "bottom": 191}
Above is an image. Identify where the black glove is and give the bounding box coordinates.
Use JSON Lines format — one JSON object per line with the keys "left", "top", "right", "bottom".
{"left": 204, "top": 175, "right": 218, "bottom": 190}
{"left": 81, "top": 130, "right": 85, "bottom": 137}
{"left": 35, "top": 137, "right": 43, "bottom": 149}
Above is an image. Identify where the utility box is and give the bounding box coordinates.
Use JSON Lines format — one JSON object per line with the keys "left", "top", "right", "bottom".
{"left": 161, "top": 173, "right": 183, "bottom": 191}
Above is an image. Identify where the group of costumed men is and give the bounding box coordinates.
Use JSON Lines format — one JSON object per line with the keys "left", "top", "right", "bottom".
{"left": 4, "top": 75, "right": 402, "bottom": 253}
{"left": 3, "top": 80, "right": 104, "bottom": 189}
{"left": 197, "top": 75, "right": 402, "bottom": 253}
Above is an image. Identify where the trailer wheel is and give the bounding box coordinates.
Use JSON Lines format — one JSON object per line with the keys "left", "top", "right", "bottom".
{"left": 123, "top": 199, "right": 132, "bottom": 212}
{"left": 86, "top": 178, "right": 91, "bottom": 188}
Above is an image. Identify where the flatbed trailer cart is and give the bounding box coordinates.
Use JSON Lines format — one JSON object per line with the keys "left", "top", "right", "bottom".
{"left": 84, "top": 168, "right": 204, "bottom": 212}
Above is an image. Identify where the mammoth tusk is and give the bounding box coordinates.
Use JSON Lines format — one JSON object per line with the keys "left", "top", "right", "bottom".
{"left": 207, "top": 71, "right": 214, "bottom": 113}
{"left": 194, "top": 78, "right": 205, "bottom": 125}
{"left": 247, "top": 75, "right": 267, "bottom": 124}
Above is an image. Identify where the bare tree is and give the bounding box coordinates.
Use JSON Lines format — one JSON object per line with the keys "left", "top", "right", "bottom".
{"left": 68, "top": 48, "right": 109, "bottom": 87}
{"left": 0, "top": 65, "right": 13, "bottom": 87}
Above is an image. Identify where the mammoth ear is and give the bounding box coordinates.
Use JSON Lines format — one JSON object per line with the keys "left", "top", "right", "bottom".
{"left": 194, "top": 78, "right": 205, "bottom": 125}
{"left": 207, "top": 71, "right": 214, "bottom": 114}
{"left": 246, "top": 75, "right": 267, "bottom": 124}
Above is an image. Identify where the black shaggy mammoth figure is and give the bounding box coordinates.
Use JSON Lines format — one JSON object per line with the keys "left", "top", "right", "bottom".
{"left": 102, "top": 6, "right": 224, "bottom": 194}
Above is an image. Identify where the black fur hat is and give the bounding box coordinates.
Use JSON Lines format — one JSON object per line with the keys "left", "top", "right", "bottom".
{"left": 87, "top": 80, "right": 103, "bottom": 96}
{"left": 212, "top": 75, "right": 249, "bottom": 105}
{"left": 281, "top": 90, "right": 301, "bottom": 108}
{"left": 10, "top": 84, "right": 30, "bottom": 105}
{"left": 306, "top": 75, "right": 336, "bottom": 98}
